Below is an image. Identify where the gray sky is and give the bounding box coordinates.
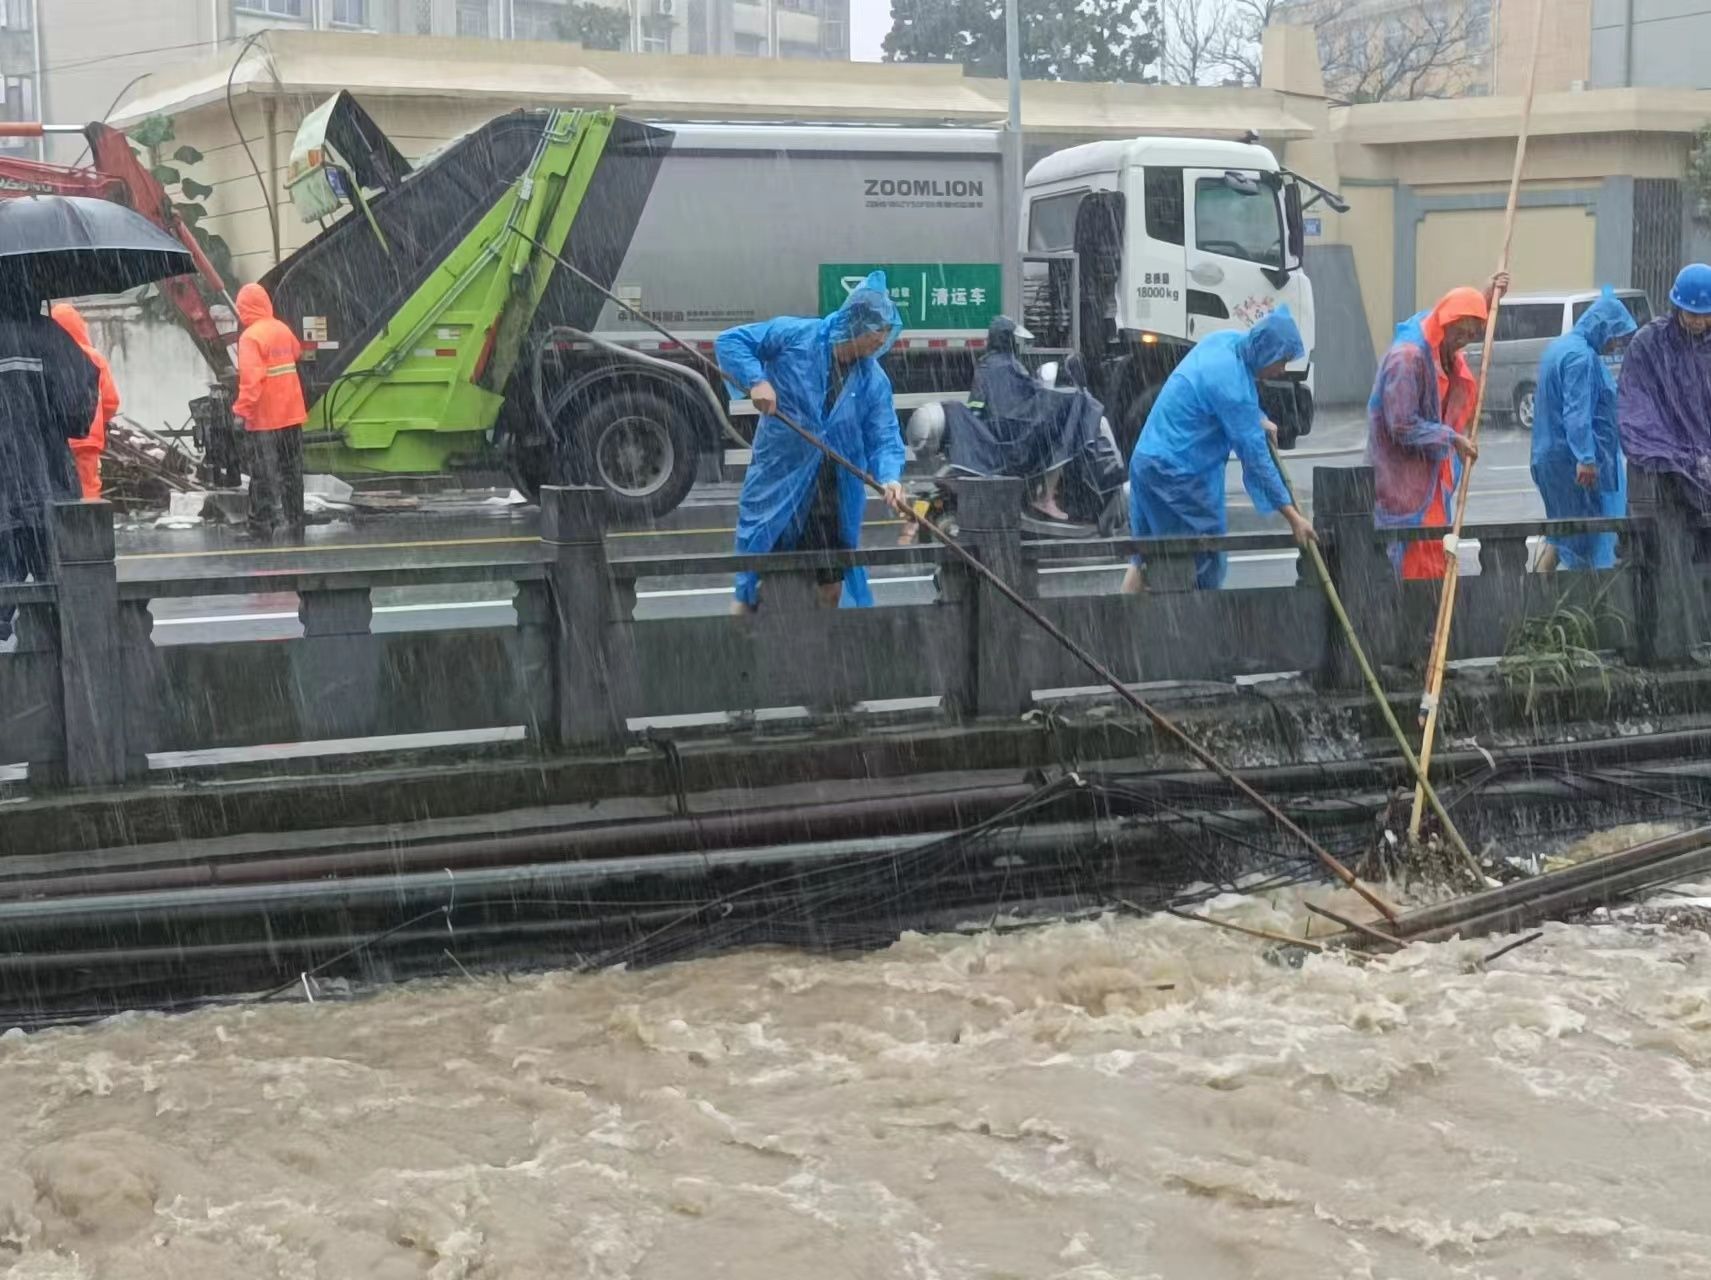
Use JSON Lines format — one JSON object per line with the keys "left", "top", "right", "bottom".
{"left": 850, "top": 0, "right": 890, "bottom": 61}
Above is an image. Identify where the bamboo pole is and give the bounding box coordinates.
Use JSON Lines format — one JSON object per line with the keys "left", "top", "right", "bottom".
{"left": 1408, "top": 0, "right": 1549, "bottom": 838}
{"left": 1162, "top": 905, "right": 1327, "bottom": 952}
{"left": 1267, "top": 439, "right": 1478, "bottom": 871}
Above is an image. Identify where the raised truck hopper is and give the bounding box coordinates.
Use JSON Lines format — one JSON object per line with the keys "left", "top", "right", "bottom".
{"left": 264, "top": 93, "right": 671, "bottom": 488}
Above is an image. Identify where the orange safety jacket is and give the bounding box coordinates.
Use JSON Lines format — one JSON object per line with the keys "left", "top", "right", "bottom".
{"left": 50, "top": 303, "right": 119, "bottom": 458}
{"left": 232, "top": 282, "right": 307, "bottom": 432}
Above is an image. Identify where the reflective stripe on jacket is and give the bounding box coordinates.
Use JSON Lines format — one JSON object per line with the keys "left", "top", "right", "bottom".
{"left": 232, "top": 282, "right": 306, "bottom": 431}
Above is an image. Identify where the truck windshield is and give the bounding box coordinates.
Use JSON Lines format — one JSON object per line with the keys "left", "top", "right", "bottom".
{"left": 1194, "top": 176, "right": 1283, "bottom": 268}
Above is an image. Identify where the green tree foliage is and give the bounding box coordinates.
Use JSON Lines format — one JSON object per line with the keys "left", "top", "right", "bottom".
{"left": 883, "top": 0, "right": 1161, "bottom": 83}
{"left": 132, "top": 114, "right": 238, "bottom": 309}
{"left": 1688, "top": 123, "right": 1711, "bottom": 223}
{"left": 555, "top": 1, "right": 631, "bottom": 50}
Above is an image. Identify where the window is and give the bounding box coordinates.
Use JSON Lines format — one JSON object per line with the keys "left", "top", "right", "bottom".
{"left": 1573, "top": 294, "right": 1653, "bottom": 328}
{"left": 733, "top": 32, "right": 767, "bottom": 54}
{"left": 1144, "top": 167, "right": 1183, "bottom": 246}
{"left": 0, "top": 74, "right": 34, "bottom": 150}
{"left": 820, "top": 18, "right": 846, "bottom": 51}
{"left": 330, "top": 0, "right": 369, "bottom": 26}
{"left": 0, "top": 0, "right": 32, "bottom": 30}
{"left": 1492, "top": 303, "right": 1565, "bottom": 343}
{"left": 239, "top": 0, "right": 306, "bottom": 15}
{"left": 1028, "top": 191, "right": 1085, "bottom": 252}
{"left": 1193, "top": 175, "right": 1282, "bottom": 268}
{"left": 456, "top": 0, "right": 490, "bottom": 36}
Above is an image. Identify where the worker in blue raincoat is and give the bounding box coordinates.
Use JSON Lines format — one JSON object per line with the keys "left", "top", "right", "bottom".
{"left": 716, "top": 271, "right": 909, "bottom": 612}
{"left": 1531, "top": 288, "right": 1639, "bottom": 571}
{"left": 1120, "top": 307, "right": 1317, "bottom": 592}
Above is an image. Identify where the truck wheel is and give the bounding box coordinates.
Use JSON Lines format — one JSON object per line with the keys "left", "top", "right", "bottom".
{"left": 577, "top": 388, "right": 700, "bottom": 524}
{"left": 1514, "top": 383, "right": 1537, "bottom": 431}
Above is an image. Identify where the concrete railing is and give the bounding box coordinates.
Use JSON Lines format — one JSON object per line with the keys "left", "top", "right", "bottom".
{"left": 1, "top": 467, "right": 1695, "bottom": 791}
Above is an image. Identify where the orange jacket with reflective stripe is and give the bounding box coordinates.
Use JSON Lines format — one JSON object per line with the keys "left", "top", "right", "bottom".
{"left": 232, "top": 283, "right": 306, "bottom": 431}
{"left": 51, "top": 303, "right": 120, "bottom": 456}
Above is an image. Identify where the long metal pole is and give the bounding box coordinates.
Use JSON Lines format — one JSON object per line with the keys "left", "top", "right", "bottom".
{"left": 1001, "top": 0, "right": 1024, "bottom": 323}
{"left": 512, "top": 229, "right": 1401, "bottom": 923}
{"left": 1005, "top": 0, "right": 1021, "bottom": 129}
{"left": 1408, "top": 0, "right": 1547, "bottom": 838}
{"left": 29, "top": 0, "right": 43, "bottom": 163}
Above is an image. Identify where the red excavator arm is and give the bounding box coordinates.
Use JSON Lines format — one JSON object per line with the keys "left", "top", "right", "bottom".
{"left": 0, "top": 122, "right": 236, "bottom": 380}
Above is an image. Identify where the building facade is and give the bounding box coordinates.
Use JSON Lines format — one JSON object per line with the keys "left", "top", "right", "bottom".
{"left": 1590, "top": 0, "right": 1711, "bottom": 89}
{"left": 1289, "top": 0, "right": 1711, "bottom": 99}
{"left": 1281, "top": 0, "right": 1599, "bottom": 99}
{"left": 27, "top": 0, "right": 848, "bottom": 163}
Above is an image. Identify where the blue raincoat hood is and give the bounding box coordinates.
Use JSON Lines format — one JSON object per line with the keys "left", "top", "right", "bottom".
{"left": 1572, "top": 288, "right": 1638, "bottom": 353}
{"left": 1239, "top": 306, "right": 1305, "bottom": 374}
{"left": 822, "top": 270, "right": 903, "bottom": 358}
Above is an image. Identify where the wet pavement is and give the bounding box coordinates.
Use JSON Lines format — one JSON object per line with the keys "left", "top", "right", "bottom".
{"left": 118, "top": 412, "right": 1544, "bottom": 644}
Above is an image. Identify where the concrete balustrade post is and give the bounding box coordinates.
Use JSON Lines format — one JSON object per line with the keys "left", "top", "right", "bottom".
{"left": 47, "top": 500, "right": 127, "bottom": 787}
{"left": 950, "top": 476, "right": 1030, "bottom": 717}
{"left": 1312, "top": 466, "right": 1400, "bottom": 687}
{"left": 1627, "top": 469, "right": 1703, "bottom": 665}
{"left": 540, "top": 485, "right": 632, "bottom": 747}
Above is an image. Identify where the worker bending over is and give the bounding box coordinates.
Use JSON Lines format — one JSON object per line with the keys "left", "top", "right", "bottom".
{"left": 232, "top": 283, "right": 307, "bottom": 542}
{"left": 1530, "top": 288, "right": 1637, "bottom": 571}
{"left": 716, "top": 270, "right": 908, "bottom": 613}
{"left": 1618, "top": 264, "right": 1711, "bottom": 516}
{"left": 50, "top": 304, "right": 119, "bottom": 501}
{"left": 1120, "top": 307, "right": 1315, "bottom": 594}
{"left": 1367, "top": 275, "right": 1504, "bottom": 579}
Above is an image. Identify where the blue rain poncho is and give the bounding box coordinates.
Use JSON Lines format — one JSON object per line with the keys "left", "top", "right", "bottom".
{"left": 716, "top": 271, "right": 907, "bottom": 607}
{"left": 1128, "top": 308, "right": 1304, "bottom": 589}
{"left": 942, "top": 316, "right": 1103, "bottom": 481}
{"left": 1531, "top": 288, "right": 1637, "bottom": 569}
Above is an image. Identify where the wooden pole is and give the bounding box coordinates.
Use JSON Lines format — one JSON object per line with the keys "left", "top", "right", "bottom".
{"left": 1408, "top": 0, "right": 1548, "bottom": 838}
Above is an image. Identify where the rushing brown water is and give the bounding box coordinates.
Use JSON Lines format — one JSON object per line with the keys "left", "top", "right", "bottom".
{"left": 2, "top": 887, "right": 1709, "bottom": 1279}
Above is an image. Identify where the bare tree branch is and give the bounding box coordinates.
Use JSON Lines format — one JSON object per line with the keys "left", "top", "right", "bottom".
{"left": 1289, "top": 0, "right": 1489, "bottom": 102}
{"left": 1158, "top": 0, "right": 1237, "bottom": 85}
{"left": 1212, "top": 0, "right": 1293, "bottom": 85}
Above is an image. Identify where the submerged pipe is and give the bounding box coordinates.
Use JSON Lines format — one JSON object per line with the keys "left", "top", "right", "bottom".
{"left": 10, "top": 727, "right": 1711, "bottom": 905}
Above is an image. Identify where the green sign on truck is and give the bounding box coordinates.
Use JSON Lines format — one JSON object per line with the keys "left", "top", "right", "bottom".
{"left": 819, "top": 263, "right": 1003, "bottom": 331}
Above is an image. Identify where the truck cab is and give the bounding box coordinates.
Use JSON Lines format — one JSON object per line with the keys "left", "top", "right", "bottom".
{"left": 1021, "top": 137, "right": 1323, "bottom": 454}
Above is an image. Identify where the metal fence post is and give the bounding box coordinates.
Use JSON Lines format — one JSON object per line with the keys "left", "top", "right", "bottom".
{"left": 48, "top": 500, "right": 127, "bottom": 787}
{"left": 951, "top": 476, "right": 1030, "bottom": 717}
{"left": 540, "top": 485, "right": 631, "bottom": 747}
{"left": 1312, "top": 466, "right": 1400, "bottom": 687}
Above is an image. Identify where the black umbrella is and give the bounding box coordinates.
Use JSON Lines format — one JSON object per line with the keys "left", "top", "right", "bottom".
{"left": 0, "top": 195, "right": 195, "bottom": 300}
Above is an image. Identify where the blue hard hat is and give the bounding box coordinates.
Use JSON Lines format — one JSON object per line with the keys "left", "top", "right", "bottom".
{"left": 1670, "top": 263, "right": 1711, "bottom": 315}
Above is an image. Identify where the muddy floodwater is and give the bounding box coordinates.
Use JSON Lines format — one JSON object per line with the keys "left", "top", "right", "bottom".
{"left": 2, "top": 891, "right": 1709, "bottom": 1279}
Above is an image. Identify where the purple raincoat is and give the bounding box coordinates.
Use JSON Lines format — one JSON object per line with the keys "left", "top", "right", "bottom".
{"left": 1617, "top": 315, "right": 1711, "bottom": 507}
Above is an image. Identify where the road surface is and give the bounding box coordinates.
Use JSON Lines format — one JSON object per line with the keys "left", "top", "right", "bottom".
{"left": 115, "top": 411, "right": 1547, "bottom": 646}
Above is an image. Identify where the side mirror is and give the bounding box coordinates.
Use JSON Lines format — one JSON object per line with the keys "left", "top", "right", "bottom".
{"left": 1285, "top": 183, "right": 1305, "bottom": 264}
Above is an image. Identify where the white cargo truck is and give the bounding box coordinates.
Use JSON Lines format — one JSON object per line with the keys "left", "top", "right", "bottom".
{"left": 530, "top": 122, "right": 1343, "bottom": 520}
